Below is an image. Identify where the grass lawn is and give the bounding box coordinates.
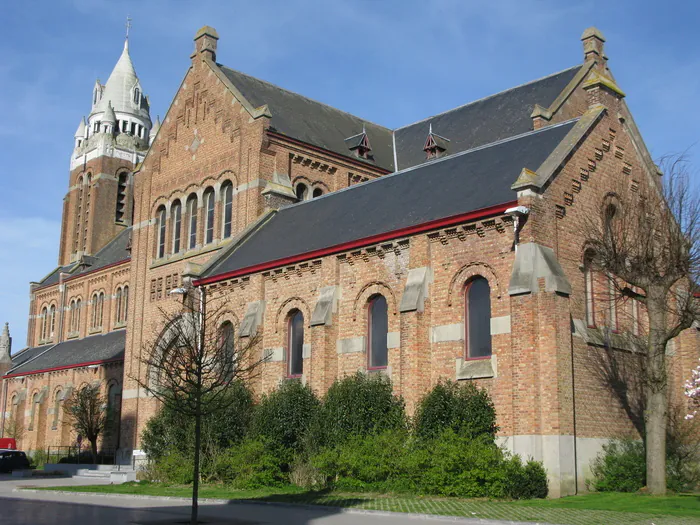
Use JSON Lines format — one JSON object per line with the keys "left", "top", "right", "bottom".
{"left": 35, "top": 483, "right": 700, "bottom": 525}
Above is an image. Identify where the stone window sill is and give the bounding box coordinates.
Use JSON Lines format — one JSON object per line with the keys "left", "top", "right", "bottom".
{"left": 114, "top": 322, "right": 127, "bottom": 329}
{"left": 456, "top": 355, "right": 497, "bottom": 380}
{"left": 67, "top": 331, "right": 79, "bottom": 340}
{"left": 88, "top": 327, "right": 103, "bottom": 335}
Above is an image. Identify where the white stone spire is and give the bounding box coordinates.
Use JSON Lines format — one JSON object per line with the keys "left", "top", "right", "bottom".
{"left": 0, "top": 322, "right": 12, "bottom": 369}
{"left": 149, "top": 115, "right": 161, "bottom": 145}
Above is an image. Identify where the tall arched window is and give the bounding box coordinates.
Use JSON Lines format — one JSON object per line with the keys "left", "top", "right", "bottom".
{"left": 107, "top": 384, "right": 121, "bottom": 427}
{"left": 49, "top": 305, "right": 56, "bottom": 338}
{"left": 52, "top": 389, "right": 62, "bottom": 430}
{"left": 157, "top": 206, "right": 166, "bottom": 258}
{"left": 115, "top": 172, "right": 128, "bottom": 222}
{"left": 40, "top": 306, "right": 48, "bottom": 341}
{"left": 92, "top": 292, "right": 104, "bottom": 328}
{"left": 287, "top": 310, "right": 304, "bottom": 377}
{"left": 29, "top": 393, "right": 39, "bottom": 431}
{"left": 171, "top": 200, "right": 182, "bottom": 253}
{"left": 222, "top": 182, "right": 233, "bottom": 239}
{"left": 75, "top": 299, "right": 81, "bottom": 332}
{"left": 115, "top": 288, "right": 123, "bottom": 324}
{"left": 204, "top": 188, "right": 215, "bottom": 244}
{"left": 295, "top": 183, "right": 308, "bottom": 201}
{"left": 69, "top": 300, "right": 76, "bottom": 333}
{"left": 219, "top": 321, "right": 235, "bottom": 378}
{"left": 133, "top": 88, "right": 140, "bottom": 104}
{"left": 367, "top": 295, "right": 388, "bottom": 369}
{"left": 98, "top": 292, "right": 104, "bottom": 327}
{"left": 465, "top": 277, "right": 492, "bottom": 359}
{"left": 122, "top": 286, "right": 129, "bottom": 323}
{"left": 584, "top": 251, "right": 596, "bottom": 328}
{"left": 187, "top": 194, "right": 198, "bottom": 250}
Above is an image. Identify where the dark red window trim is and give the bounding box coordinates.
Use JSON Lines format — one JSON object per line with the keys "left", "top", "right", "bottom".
{"left": 195, "top": 201, "right": 517, "bottom": 287}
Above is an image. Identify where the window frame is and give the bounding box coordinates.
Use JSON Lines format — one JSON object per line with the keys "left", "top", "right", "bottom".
{"left": 464, "top": 277, "right": 492, "bottom": 360}
{"left": 157, "top": 206, "right": 167, "bottom": 259}
{"left": 172, "top": 200, "right": 182, "bottom": 254}
{"left": 367, "top": 294, "right": 389, "bottom": 370}
{"left": 187, "top": 195, "right": 198, "bottom": 250}
{"left": 222, "top": 183, "right": 233, "bottom": 239}
{"left": 204, "top": 189, "right": 215, "bottom": 245}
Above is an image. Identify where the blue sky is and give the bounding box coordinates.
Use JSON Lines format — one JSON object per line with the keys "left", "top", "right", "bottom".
{"left": 1, "top": 0, "right": 699, "bottom": 349}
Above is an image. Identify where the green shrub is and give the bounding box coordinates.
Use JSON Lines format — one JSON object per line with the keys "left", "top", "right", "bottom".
{"left": 504, "top": 457, "right": 549, "bottom": 499}
{"left": 590, "top": 439, "right": 646, "bottom": 492}
{"left": 152, "top": 451, "right": 194, "bottom": 484}
{"left": 141, "top": 380, "right": 254, "bottom": 460}
{"left": 312, "top": 430, "right": 411, "bottom": 492}
{"left": 317, "top": 373, "right": 406, "bottom": 447}
{"left": 251, "top": 379, "right": 320, "bottom": 459}
{"left": 210, "top": 438, "right": 286, "bottom": 488}
{"left": 414, "top": 380, "right": 498, "bottom": 441}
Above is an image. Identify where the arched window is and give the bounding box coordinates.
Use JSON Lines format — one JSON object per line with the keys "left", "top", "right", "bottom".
{"left": 584, "top": 251, "right": 596, "bottom": 328}
{"left": 367, "top": 295, "right": 388, "bottom": 369}
{"left": 204, "top": 188, "right": 215, "bottom": 244}
{"left": 157, "top": 206, "right": 166, "bottom": 258}
{"left": 115, "top": 288, "right": 123, "bottom": 324}
{"left": 287, "top": 310, "right": 304, "bottom": 377}
{"left": 465, "top": 277, "right": 492, "bottom": 359}
{"left": 98, "top": 292, "right": 104, "bottom": 327}
{"left": 219, "top": 321, "right": 235, "bottom": 378}
{"left": 92, "top": 292, "right": 104, "bottom": 328}
{"left": 29, "top": 393, "right": 39, "bottom": 431}
{"left": 187, "top": 194, "right": 198, "bottom": 250}
{"left": 40, "top": 306, "right": 48, "bottom": 341}
{"left": 69, "top": 300, "right": 76, "bottom": 333}
{"left": 222, "top": 182, "right": 233, "bottom": 239}
{"left": 122, "top": 286, "right": 129, "bottom": 323}
{"left": 115, "top": 172, "right": 128, "bottom": 222}
{"left": 133, "top": 88, "right": 140, "bottom": 104}
{"left": 107, "top": 384, "right": 121, "bottom": 426}
{"left": 75, "top": 299, "right": 81, "bottom": 331}
{"left": 312, "top": 188, "right": 323, "bottom": 199}
{"left": 295, "top": 183, "right": 308, "bottom": 201}
{"left": 49, "top": 305, "right": 56, "bottom": 338}
{"left": 171, "top": 200, "right": 182, "bottom": 253}
{"left": 52, "top": 390, "right": 62, "bottom": 430}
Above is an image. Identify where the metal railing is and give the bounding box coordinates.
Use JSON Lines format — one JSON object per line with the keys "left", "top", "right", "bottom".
{"left": 46, "top": 445, "right": 116, "bottom": 465}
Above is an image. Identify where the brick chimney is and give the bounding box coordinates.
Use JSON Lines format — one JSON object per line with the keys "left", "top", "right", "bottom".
{"left": 192, "top": 26, "right": 219, "bottom": 63}
{"left": 581, "top": 27, "right": 607, "bottom": 71}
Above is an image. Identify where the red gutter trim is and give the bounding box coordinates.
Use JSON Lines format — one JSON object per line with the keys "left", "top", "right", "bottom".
{"left": 266, "top": 131, "right": 392, "bottom": 175}
{"left": 34, "top": 258, "right": 131, "bottom": 292}
{"left": 195, "top": 200, "right": 518, "bottom": 286}
{"left": 3, "top": 357, "right": 123, "bottom": 379}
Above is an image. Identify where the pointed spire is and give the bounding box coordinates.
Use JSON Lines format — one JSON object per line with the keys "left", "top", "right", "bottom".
{"left": 102, "top": 102, "right": 116, "bottom": 124}
{"left": 74, "top": 117, "right": 87, "bottom": 138}
{"left": 149, "top": 115, "right": 161, "bottom": 145}
{"left": 0, "top": 322, "right": 12, "bottom": 367}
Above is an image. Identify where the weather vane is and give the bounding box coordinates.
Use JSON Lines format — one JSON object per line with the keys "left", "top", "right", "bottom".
{"left": 125, "top": 16, "right": 132, "bottom": 39}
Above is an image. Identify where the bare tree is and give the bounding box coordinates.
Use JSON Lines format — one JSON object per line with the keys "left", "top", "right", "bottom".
{"left": 3, "top": 413, "right": 25, "bottom": 442}
{"left": 582, "top": 154, "right": 700, "bottom": 494}
{"left": 134, "top": 285, "right": 265, "bottom": 525}
{"left": 64, "top": 384, "right": 108, "bottom": 463}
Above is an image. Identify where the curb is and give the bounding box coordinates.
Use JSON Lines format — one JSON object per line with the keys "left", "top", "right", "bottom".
{"left": 13, "top": 488, "right": 548, "bottom": 524}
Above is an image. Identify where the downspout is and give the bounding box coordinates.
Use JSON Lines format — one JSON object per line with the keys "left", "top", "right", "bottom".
{"left": 505, "top": 206, "right": 529, "bottom": 250}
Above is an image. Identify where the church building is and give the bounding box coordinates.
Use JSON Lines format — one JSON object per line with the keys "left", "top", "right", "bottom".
{"left": 1, "top": 26, "right": 698, "bottom": 497}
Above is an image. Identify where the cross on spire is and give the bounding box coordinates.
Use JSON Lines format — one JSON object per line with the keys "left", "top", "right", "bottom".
{"left": 125, "top": 16, "right": 132, "bottom": 39}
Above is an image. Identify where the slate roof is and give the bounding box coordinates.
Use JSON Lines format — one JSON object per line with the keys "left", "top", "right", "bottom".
{"left": 38, "top": 228, "right": 131, "bottom": 287}
{"left": 219, "top": 66, "right": 396, "bottom": 171}
{"left": 201, "top": 119, "right": 577, "bottom": 281}
{"left": 7, "top": 330, "right": 125, "bottom": 377}
{"left": 394, "top": 66, "right": 582, "bottom": 170}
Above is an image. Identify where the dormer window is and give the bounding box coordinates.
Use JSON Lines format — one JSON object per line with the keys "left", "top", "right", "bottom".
{"left": 133, "top": 87, "right": 140, "bottom": 104}
{"left": 423, "top": 124, "right": 450, "bottom": 159}
{"left": 344, "top": 127, "right": 372, "bottom": 160}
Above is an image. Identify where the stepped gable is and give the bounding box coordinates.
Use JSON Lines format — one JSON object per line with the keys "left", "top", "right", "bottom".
{"left": 219, "top": 66, "right": 395, "bottom": 171}
{"left": 200, "top": 119, "right": 577, "bottom": 282}
{"left": 394, "top": 65, "right": 582, "bottom": 170}
{"left": 38, "top": 228, "right": 132, "bottom": 287}
{"left": 7, "top": 330, "right": 125, "bottom": 376}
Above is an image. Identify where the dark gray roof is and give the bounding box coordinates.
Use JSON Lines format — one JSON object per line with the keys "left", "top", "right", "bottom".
{"left": 38, "top": 228, "right": 132, "bottom": 287}
{"left": 9, "top": 345, "right": 52, "bottom": 369}
{"left": 7, "top": 330, "right": 125, "bottom": 376}
{"left": 202, "top": 120, "right": 577, "bottom": 280}
{"left": 219, "top": 66, "right": 396, "bottom": 171}
{"left": 394, "top": 66, "right": 582, "bottom": 170}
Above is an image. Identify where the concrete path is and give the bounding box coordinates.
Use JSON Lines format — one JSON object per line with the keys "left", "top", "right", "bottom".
{"left": 0, "top": 475, "right": 546, "bottom": 525}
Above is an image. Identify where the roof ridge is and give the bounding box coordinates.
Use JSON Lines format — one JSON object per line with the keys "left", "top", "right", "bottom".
{"left": 218, "top": 65, "right": 393, "bottom": 132}
{"left": 281, "top": 118, "right": 580, "bottom": 209}
{"left": 393, "top": 65, "right": 583, "bottom": 132}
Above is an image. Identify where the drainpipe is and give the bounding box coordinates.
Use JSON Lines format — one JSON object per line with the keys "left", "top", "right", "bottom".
{"left": 57, "top": 273, "right": 70, "bottom": 344}
{"left": 505, "top": 206, "right": 529, "bottom": 251}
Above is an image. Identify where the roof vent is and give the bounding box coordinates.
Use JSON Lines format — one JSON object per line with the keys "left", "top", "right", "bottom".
{"left": 344, "top": 125, "right": 373, "bottom": 159}
{"left": 423, "top": 124, "right": 450, "bottom": 159}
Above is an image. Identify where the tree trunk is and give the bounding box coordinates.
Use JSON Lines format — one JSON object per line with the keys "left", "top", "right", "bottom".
{"left": 191, "top": 402, "right": 202, "bottom": 525}
{"left": 90, "top": 439, "right": 98, "bottom": 464}
{"left": 645, "top": 292, "right": 669, "bottom": 494}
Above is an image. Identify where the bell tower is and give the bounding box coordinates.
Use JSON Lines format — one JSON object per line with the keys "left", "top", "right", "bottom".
{"left": 58, "top": 27, "right": 152, "bottom": 266}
